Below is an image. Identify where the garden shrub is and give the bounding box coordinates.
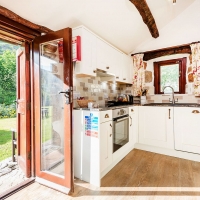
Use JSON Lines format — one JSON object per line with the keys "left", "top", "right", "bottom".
{"left": 0, "top": 103, "right": 16, "bottom": 118}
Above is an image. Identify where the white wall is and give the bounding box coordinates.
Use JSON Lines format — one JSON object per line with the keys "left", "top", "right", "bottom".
{"left": 132, "top": 0, "right": 200, "bottom": 53}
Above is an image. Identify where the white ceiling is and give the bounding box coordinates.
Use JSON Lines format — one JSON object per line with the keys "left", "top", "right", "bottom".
{"left": 0, "top": 0, "right": 196, "bottom": 54}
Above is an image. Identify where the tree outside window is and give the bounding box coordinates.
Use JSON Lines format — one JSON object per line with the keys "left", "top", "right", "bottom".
{"left": 154, "top": 58, "right": 186, "bottom": 94}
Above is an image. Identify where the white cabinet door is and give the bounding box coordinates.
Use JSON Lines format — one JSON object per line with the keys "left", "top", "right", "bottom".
{"left": 97, "top": 38, "right": 113, "bottom": 73}
{"left": 100, "top": 121, "right": 113, "bottom": 172}
{"left": 121, "top": 54, "right": 132, "bottom": 84}
{"left": 129, "top": 106, "right": 138, "bottom": 147}
{"left": 139, "top": 106, "right": 174, "bottom": 149}
{"left": 73, "top": 26, "right": 96, "bottom": 77}
{"left": 174, "top": 107, "right": 200, "bottom": 154}
{"left": 116, "top": 54, "right": 132, "bottom": 84}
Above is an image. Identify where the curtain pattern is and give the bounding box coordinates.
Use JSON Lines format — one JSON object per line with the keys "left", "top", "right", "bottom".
{"left": 132, "top": 54, "right": 145, "bottom": 96}
{"left": 190, "top": 43, "right": 200, "bottom": 96}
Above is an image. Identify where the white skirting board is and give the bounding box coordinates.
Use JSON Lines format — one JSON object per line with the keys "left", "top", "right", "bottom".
{"left": 134, "top": 143, "right": 200, "bottom": 162}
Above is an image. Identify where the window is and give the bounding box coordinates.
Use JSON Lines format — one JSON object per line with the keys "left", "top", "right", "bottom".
{"left": 154, "top": 57, "right": 186, "bottom": 94}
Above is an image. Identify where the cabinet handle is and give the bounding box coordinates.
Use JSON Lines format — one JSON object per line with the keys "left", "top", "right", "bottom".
{"left": 130, "top": 116, "right": 132, "bottom": 126}
{"left": 169, "top": 109, "right": 171, "bottom": 119}
{"left": 110, "top": 134, "right": 112, "bottom": 137}
{"left": 192, "top": 110, "right": 200, "bottom": 114}
{"left": 123, "top": 78, "right": 126, "bottom": 80}
{"left": 131, "top": 109, "right": 134, "bottom": 112}
{"left": 116, "top": 77, "right": 119, "bottom": 79}
{"left": 105, "top": 114, "right": 109, "bottom": 118}
{"left": 106, "top": 66, "right": 109, "bottom": 69}
{"left": 93, "top": 70, "right": 96, "bottom": 73}
{"left": 110, "top": 123, "right": 112, "bottom": 127}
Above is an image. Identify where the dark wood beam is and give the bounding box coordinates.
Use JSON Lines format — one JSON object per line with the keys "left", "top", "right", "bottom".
{"left": 129, "top": 0, "right": 159, "bottom": 38}
{"left": 131, "top": 44, "right": 192, "bottom": 61}
{"left": 0, "top": 6, "right": 52, "bottom": 33}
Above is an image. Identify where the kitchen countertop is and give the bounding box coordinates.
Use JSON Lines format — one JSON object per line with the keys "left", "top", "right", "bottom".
{"left": 73, "top": 104, "right": 138, "bottom": 111}
{"left": 73, "top": 103, "right": 200, "bottom": 111}
{"left": 143, "top": 103, "right": 200, "bottom": 107}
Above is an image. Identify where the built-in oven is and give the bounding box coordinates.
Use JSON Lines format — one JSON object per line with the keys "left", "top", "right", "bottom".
{"left": 112, "top": 107, "right": 129, "bottom": 153}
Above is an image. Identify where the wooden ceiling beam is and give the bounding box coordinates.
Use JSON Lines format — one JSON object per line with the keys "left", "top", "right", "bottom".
{"left": 129, "top": 0, "right": 159, "bottom": 38}
{"left": 0, "top": 6, "right": 52, "bottom": 33}
{"left": 131, "top": 44, "right": 192, "bottom": 61}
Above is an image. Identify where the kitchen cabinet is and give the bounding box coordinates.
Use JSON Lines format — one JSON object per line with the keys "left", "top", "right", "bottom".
{"left": 72, "top": 26, "right": 96, "bottom": 77}
{"left": 122, "top": 54, "right": 132, "bottom": 84}
{"left": 96, "top": 35, "right": 132, "bottom": 84}
{"left": 73, "top": 109, "right": 112, "bottom": 186}
{"left": 174, "top": 107, "right": 200, "bottom": 154}
{"left": 138, "top": 106, "right": 174, "bottom": 149}
{"left": 129, "top": 106, "right": 138, "bottom": 147}
{"left": 115, "top": 53, "right": 132, "bottom": 84}
{"left": 73, "top": 25, "right": 133, "bottom": 83}
{"left": 100, "top": 120, "right": 113, "bottom": 172}
{"left": 96, "top": 37, "right": 117, "bottom": 75}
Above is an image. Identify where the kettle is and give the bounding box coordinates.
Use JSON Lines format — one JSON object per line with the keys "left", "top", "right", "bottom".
{"left": 117, "top": 94, "right": 127, "bottom": 102}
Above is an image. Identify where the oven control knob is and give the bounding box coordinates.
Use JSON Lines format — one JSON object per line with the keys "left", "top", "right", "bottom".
{"left": 119, "top": 109, "right": 125, "bottom": 115}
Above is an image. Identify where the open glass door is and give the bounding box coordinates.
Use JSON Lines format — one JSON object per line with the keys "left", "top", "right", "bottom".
{"left": 33, "top": 28, "right": 73, "bottom": 193}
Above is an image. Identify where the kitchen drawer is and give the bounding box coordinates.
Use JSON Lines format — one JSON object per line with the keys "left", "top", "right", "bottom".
{"left": 100, "top": 110, "right": 112, "bottom": 123}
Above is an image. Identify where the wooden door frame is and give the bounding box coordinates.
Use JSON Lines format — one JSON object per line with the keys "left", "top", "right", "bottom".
{"left": 16, "top": 42, "right": 31, "bottom": 177}
{"left": 32, "top": 28, "right": 74, "bottom": 193}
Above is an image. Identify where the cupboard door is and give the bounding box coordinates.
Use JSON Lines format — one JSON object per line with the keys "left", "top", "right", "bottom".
{"left": 174, "top": 107, "right": 200, "bottom": 154}
{"left": 129, "top": 106, "right": 138, "bottom": 147}
{"left": 139, "top": 106, "right": 174, "bottom": 149}
{"left": 96, "top": 38, "right": 116, "bottom": 74}
{"left": 100, "top": 121, "right": 113, "bottom": 172}
{"left": 122, "top": 54, "right": 132, "bottom": 84}
{"left": 73, "top": 26, "right": 96, "bottom": 76}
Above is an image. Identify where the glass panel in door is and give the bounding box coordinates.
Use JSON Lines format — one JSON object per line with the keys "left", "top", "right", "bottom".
{"left": 34, "top": 27, "right": 73, "bottom": 192}
{"left": 40, "top": 39, "right": 65, "bottom": 176}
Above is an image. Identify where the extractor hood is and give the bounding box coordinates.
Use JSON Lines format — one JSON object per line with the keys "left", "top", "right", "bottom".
{"left": 95, "top": 69, "right": 115, "bottom": 82}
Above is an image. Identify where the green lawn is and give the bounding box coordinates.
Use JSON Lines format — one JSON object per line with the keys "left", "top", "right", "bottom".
{"left": 0, "top": 107, "right": 53, "bottom": 162}
{"left": 0, "top": 118, "right": 16, "bottom": 161}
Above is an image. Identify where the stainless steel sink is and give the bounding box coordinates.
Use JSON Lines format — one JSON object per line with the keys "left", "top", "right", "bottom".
{"left": 143, "top": 103, "right": 200, "bottom": 107}
{"left": 173, "top": 103, "right": 200, "bottom": 107}
{"left": 143, "top": 103, "right": 173, "bottom": 106}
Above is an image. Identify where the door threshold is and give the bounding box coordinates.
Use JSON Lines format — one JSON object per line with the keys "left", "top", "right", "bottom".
{"left": 36, "top": 177, "right": 71, "bottom": 194}
{"left": 0, "top": 177, "right": 35, "bottom": 200}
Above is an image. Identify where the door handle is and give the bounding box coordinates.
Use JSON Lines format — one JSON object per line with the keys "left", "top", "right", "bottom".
{"left": 59, "top": 88, "right": 73, "bottom": 104}
{"left": 130, "top": 116, "right": 132, "bottom": 126}
{"left": 13, "top": 99, "right": 19, "bottom": 108}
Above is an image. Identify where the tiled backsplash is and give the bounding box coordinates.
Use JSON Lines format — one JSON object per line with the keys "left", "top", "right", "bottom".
{"left": 147, "top": 94, "right": 200, "bottom": 104}
{"left": 73, "top": 76, "right": 200, "bottom": 108}
{"left": 73, "top": 76, "right": 132, "bottom": 108}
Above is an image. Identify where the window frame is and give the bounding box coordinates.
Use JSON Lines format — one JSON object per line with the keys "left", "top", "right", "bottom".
{"left": 154, "top": 57, "right": 187, "bottom": 94}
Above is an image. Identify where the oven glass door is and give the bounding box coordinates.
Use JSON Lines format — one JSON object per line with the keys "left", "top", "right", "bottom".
{"left": 113, "top": 115, "right": 129, "bottom": 153}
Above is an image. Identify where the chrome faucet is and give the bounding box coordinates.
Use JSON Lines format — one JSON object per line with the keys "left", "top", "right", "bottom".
{"left": 163, "top": 86, "right": 178, "bottom": 104}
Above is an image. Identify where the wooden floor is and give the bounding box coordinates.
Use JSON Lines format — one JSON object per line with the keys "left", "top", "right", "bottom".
{"left": 6, "top": 149, "right": 200, "bottom": 200}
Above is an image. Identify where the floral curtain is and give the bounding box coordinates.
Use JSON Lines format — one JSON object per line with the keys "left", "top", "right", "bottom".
{"left": 132, "top": 54, "right": 145, "bottom": 96}
{"left": 190, "top": 43, "right": 200, "bottom": 96}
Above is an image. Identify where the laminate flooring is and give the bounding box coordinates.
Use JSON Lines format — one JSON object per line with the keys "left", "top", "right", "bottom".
{"left": 6, "top": 149, "right": 200, "bottom": 200}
